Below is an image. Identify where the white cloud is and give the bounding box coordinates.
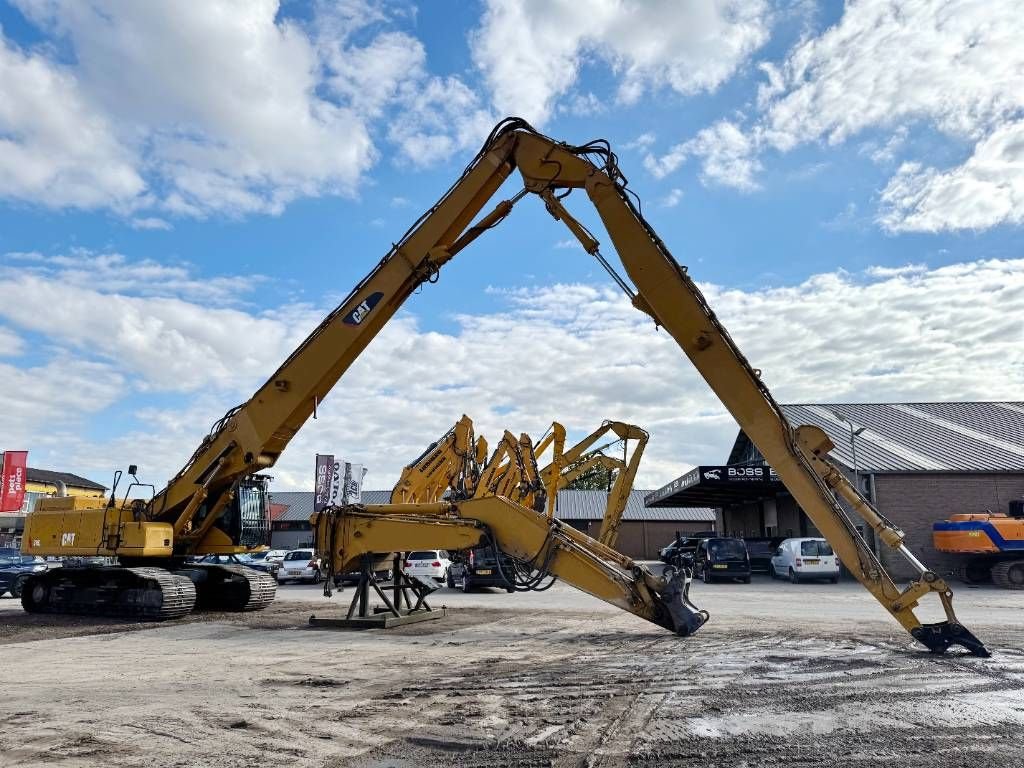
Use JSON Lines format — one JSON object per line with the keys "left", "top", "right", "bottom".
{"left": 0, "top": 325, "right": 24, "bottom": 357}
{"left": 646, "top": 120, "right": 761, "bottom": 191}
{"left": 753, "top": 0, "right": 1024, "bottom": 231}
{"left": 0, "top": 31, "right": 144, "bottom": 210}
{"left": 3, "top": 0, "right": 377, "bottom": 217}
{"left": 471, "top": 0, "right": 771, "bottom": 125}
{"left": 129, "top": 217, "right": 172, "bottom": 231}
{"left": 0, "top": 357, "right": 125, "bottom": 461}
{"left": 878, "top": 119, "right": 1024, "bottom": 232}
{"left": 4, "top": 251, "right": 1021, "bottom": 494}
{"left": 0, "top": 252, "right": 315, "bottom": 392}
{"left": 0, "top": 0, "right": 493, "bottom": 218}
{"left": 659, "top": 189, "right": 683, "bottom": 208}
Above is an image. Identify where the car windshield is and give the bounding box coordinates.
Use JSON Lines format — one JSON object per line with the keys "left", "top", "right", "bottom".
{"left": 246, "top": 552, "right": 267, "bottom": 561}
{"left": 284, "top": 551, "right": 312, "bottom": 561}
{"left": 707, "top": 539, "right": 747, "bottom": 560}
{"left": 800, "top": 540, "right": 834, "bottom": 556}
{"left": 407, "top": 551, "right": 438, "bottom": 560}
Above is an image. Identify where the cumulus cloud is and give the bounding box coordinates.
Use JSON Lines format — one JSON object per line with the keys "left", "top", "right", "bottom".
{"left": 2, "top": 251, "right": 1020, "bottom": 493}
{"left": 645, "top": 120, "right": 761, "bottom": 191}
{"left": 0, "top": 31, "right": 144, "bottom": 210}
{"left": 651, "top": 1, "right": 1024, "bottom": 231}
{"left": 0, "top": 0, "right": 492, "bottom": 218}
{"left": 471, "top": 0, "right": 770, "bottom": 125}
{"left": 877, "top": 120, "right": 1024, "bottom": 231}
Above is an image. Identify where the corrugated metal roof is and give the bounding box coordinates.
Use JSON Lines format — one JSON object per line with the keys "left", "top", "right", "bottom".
{"left": 269, "top": 489, "right": 715, "bottom": 523}
{"left": 729, "top": 402, "right": 1024, "bottom": 473}
{"left": 555, "top": 489, "right": 715, "bottom": 522}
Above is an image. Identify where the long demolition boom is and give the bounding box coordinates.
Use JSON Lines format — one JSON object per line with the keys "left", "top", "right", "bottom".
{"left": 147, "top": 119, "right": 986, "bottom": 655}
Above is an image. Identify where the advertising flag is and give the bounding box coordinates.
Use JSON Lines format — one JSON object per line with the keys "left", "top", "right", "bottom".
{"left": 0, "top": 451, "right": 28, "bottom": 513}
{"left": 314, "top": 455, "right": 367, "bottom": 512}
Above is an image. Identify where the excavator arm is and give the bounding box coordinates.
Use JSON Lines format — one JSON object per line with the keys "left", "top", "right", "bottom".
{"left": 149, "top": 118, "right": 985, "bottom": 654}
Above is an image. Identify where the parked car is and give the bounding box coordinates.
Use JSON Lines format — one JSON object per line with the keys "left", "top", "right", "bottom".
{"left": 770, "top": 538, "right": 840, "bottom": 583}
{"left": 744, "top": 537, "right": 786, "bottom": 574}
{"left": 259, "top": 549, "right": 291, "bottom": 566}
{"left": 694, "top": 537, "right": 751, "bottom": 583}
{"left": 0, "top": 554, "right": 48, "bottom": 598}
{"left": 193, "top": 553, "right": 280, "bottom": 578}
{"left": 447, "top": 545, "right": 516, "bottom": 592}
{"left": 402, "top": 550, "right": 452, "bottom": 583}
{"left": 659, "top": 536, "right": 701, "bottom": 569}
{"left": 335, "top": 553, "right": 396, "bottom": 585}
{"left": 236, "top": 551, "right": 282, "bottom": 577}
{"left": 276, "top": 549, "right": 322, "bottom": 584}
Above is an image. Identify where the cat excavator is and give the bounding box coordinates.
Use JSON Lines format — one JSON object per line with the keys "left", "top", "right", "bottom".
{"left": 20, "top": 118, "right": 988, "bottom": 655}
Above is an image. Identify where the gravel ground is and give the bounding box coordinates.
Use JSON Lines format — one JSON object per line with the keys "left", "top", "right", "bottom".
{"left": 0, "top": 578, "right": 1021, "bottom": 767}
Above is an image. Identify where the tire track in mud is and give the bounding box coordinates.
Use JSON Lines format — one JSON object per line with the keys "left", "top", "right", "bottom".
{"left": 345, "top": 626, "right": 1024, "bottom": 768}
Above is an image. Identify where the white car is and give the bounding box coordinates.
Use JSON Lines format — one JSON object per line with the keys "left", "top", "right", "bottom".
{"left": 403, "top": 550, "right": 452, "bottom": 582}
{"left": 276, "top": 549, "right": 322, "bottom": 584}
{"left": 770, "top": 538, "right": 840, "bottom": 583}
{"left": 262, "top": 549, "right": 291, "bottom": 565}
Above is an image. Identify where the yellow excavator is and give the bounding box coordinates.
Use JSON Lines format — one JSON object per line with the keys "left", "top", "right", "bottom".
{"left": 20, "top": 118, "right": 988, "bottom": 655}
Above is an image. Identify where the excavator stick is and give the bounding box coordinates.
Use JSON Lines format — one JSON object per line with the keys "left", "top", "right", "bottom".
{"left": 312, "top": 497, "right": 709, "bottom": 637}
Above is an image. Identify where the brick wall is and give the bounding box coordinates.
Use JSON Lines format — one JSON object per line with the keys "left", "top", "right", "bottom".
{"left": 873, "top": 473, "right": 1024, "bottom": 579}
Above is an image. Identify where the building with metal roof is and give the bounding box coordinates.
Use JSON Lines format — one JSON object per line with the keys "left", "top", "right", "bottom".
{"left": 650, "top": 401, "right": 1024, "bottom": 580}
{"left": 268, "top": 489, "right": 714, "bottom": 558}
{"left": 729, "top": 402, "right": 1024, "bottom": 474}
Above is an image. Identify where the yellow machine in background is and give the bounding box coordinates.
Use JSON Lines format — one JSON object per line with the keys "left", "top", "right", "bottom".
{"left": 934, "top": 507, "right": 1024, "bottom": 588}
{"left": 20, "top": 119, "right": 989, "bottom": 655}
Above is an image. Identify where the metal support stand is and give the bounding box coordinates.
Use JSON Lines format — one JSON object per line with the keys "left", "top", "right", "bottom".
{"left": 309, "top": 553, "right": 447, "bottom": 629}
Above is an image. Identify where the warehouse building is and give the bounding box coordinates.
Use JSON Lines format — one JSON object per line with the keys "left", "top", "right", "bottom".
{"left": 269, "top": 489, "right": 714, "bottom": 559}
{"left": 646, "top": 402, "right": 1024, "bottom": 580}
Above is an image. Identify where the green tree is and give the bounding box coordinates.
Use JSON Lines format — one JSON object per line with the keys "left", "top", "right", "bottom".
{"left": 564, "top": 460, "right": 617, "bottom": 491}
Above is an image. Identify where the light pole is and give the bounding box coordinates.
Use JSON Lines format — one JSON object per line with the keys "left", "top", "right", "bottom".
{"left": 837, "top": 414, "right": 866, "bottom": 492}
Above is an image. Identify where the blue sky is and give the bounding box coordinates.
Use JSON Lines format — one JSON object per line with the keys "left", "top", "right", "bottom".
{"left": 0, "top": 0, "right": 1022, "bottom": 491}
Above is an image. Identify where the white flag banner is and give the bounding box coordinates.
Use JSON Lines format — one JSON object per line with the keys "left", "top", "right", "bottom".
{"left": 314, "top": 455, "right": 367, "bottom": 511}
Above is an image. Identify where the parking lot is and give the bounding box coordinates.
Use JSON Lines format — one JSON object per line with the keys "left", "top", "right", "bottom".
{"left": 1, "top": 576, "right": 1022, "bottom": 767}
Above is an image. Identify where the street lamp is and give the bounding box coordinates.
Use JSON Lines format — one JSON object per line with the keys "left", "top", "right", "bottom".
{"left": 837, "top": 414, "right": 866, "bottom": 491}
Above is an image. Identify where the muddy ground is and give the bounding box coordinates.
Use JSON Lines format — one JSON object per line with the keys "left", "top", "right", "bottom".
{"left": 0, "top": 580, "right": 1022, "bottom": 767}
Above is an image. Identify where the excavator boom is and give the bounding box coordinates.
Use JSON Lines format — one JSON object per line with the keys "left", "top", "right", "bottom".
{"left": 23, "top": 118, "right": 990, "bottom": 654}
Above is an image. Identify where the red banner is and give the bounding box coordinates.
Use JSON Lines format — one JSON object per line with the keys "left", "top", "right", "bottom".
{"left": 0, "top": 451, "right": 28, "bottom": 512}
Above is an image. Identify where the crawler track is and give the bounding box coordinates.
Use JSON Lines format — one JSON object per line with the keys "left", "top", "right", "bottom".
{"left": 20, "top": 566, "right": 196, "bottom": 620}
{"left": 183, "top": 564, "right": 277, "bottom": 612}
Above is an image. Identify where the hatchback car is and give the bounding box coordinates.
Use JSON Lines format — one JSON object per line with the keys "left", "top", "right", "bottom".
{"left": 694, "top": 537, "right": 751, "bottom": 583}
{"left": 276, "top": 549, "right": 322, "bottom": 584}
{"left": 447, "top": 545, "right": 516, "bottom": 592}
{"left": 770, "top": 538, "right": 840, "bottom": 583}
{"left": 403, "top": 550, "right": 452, "bottom": 583}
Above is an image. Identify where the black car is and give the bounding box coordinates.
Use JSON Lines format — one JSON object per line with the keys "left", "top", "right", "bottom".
{"left": 744, "top": 537, "right": 785, "bottom": 574}
{"left": 0, "top": 554, "right": 48, "bottom": 598}
{"left": 447, "top": 545, "right": 516, "bottom": 593}
{"left": 694, "top": 537, "right": 751, "bottom": 584}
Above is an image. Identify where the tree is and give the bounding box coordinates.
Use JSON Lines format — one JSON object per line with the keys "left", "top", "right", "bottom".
{"left": 564, "top": 460, "right": 617, "bottom": 491}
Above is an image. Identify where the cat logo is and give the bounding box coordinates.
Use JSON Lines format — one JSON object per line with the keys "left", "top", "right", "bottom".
{"left": 61, "top": 532, "right": 76, "bottom": 546}
{"left": 343, "top": 292, "right": 384, "bottom": 325}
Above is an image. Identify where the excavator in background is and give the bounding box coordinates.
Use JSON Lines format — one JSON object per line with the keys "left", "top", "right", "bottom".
{"left": 934, "top": 501, "right": 1024, "bottom": 588}
{"left": 387, "top": 415, "right": 647, "bottom": 547}
{"left": 20, "top": 118, "right": 988, "bottom": 656}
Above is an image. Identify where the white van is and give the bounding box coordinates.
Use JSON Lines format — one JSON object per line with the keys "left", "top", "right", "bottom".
{"left": 769, "top": 538, "right": 840, "bottom": 583}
